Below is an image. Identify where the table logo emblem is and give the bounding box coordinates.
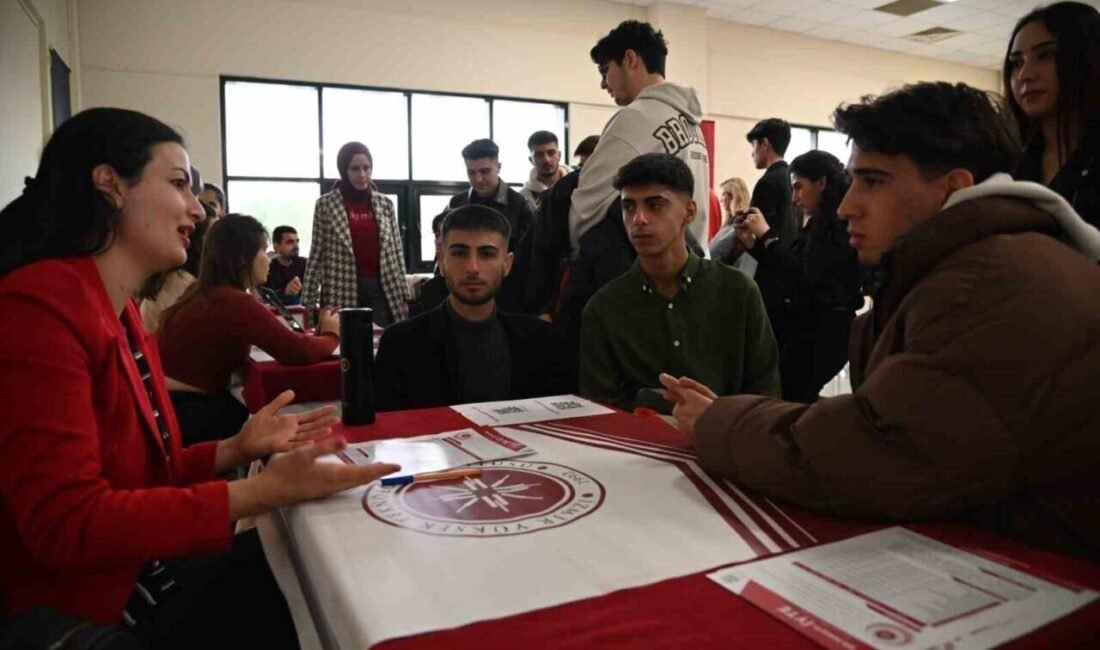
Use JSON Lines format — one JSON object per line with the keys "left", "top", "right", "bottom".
{"left": 864, "top": 622, "right": 914, "bottom": 646}
{"left": 363, "top": 460, "right": 605, "bottom": 537}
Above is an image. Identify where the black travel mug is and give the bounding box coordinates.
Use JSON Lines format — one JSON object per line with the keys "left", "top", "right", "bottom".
{"left": 339, "top": 307, "right": 375, "bottom": 425}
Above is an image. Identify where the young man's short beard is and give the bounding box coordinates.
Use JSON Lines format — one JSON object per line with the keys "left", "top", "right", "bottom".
{"left": 451, "top": 287, "right": 499, "bottom": 307}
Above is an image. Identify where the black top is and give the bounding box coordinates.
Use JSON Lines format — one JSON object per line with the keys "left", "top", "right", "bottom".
{"left": 447, "top": 301, "right": 511, "bottom": 403}
{"left": 450, "top": 183, "right": 536, "bottom": 313}
{"left": 373, "top": 301, "right": 575, "bottom": 411}
{"left": 1014, "top": 127, "right": 1099, "bottom": 230}
{"left": 751, "top": 161, "right": 796, "bottom": 245}
{"left": 264, "top": 256, "right": 307, "bottom": 303}
{"left": 749, "top": 213, "right": 863, "bottom": 341}
{"left": 449, "top": 182, "right": 536, "bottom": 253}
{"left": 409, "top": 273, "right": 449, "bottom": 318}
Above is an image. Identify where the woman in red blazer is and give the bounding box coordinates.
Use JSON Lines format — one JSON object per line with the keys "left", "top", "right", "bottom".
{"left": 0, "top": 109, "right": 398, "bottom": 645}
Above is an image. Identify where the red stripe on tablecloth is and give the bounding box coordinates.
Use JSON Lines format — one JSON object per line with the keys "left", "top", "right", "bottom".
{"left": 522, "top": 423, "right": 695, "bottom": 460}
{"left": 523, "top": 423, "right": 809, "bottom": 551}
{"left": 710, "top": 479, "right": 799, "bottom": 553}
{"left": 535, "top": 422, "right": 696, "bottom": 456}
{"left": 529, "top": 427, "right": 774, "bottom": 557}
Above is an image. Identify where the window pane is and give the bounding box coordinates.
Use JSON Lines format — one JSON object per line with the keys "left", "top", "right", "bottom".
{"left": 411, "top": 94, "right": 489, "bottom": 182}
{"left": 816, "top": 130, "right": 852, "bottom": 166}
{"left": 322, "top": 88, "right": 409, "bottom": 181}
{"left": 419, "top": 194, "right": 454, "bottom": 262}
{"left": 225, "top": 82, "right": 319, "bottom": 177}
{"left": 786, "top": 127, "right": 813, "bottom": 165}
{"left": 492, "top": 100, "right": 566, "bottom": 186}
{"left": 227, "top": 180, "right": 321, "bottom": 256}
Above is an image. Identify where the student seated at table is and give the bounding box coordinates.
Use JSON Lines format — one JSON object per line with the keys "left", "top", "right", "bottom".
{"left": 0, "top": 107, "right": 398, "bottom": 648}
{"left": 662, "top": 82, "right": 1100, "bottom": 559}
{"left": 374, "top": 205, "right": 573, "bottom": 411}
{"left": 158, "top": 214, "right": 342, "bottom": 445}
{"left": 579, "top": 153, "right": 780, "bottom": 411}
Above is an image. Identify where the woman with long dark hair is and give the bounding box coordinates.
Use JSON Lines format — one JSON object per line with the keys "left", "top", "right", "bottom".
{"left": 302, "top": 141, "right": 410, "bottom": 326}
{"left": 158, "top": 214, "right": 342, "bottom": 445}
{"left": 1005, "top": 1, "right": 1099, "bottom": 226}
{"left": 735, "top": 150, "right": 862, "bottom": 402}
{"left": 0, "top": 108, "right": 397, "bottom": 647}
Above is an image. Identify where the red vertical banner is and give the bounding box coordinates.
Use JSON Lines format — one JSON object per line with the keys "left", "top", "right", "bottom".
{"left": 701, "top": 119, "right": 716, "bottom": 187}
{"left": 701, "top": 120, "right": 720, "bottom": 240}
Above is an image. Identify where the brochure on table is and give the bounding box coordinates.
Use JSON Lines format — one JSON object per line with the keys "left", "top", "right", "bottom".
{"left": 451, "top": 395, "right": 613, "bottom": 426}
{"left": 332, "top": 428, "right": 535, "bottom": 476}
{"left": 708, "top": 527, "right": 1096, "bottom": 650}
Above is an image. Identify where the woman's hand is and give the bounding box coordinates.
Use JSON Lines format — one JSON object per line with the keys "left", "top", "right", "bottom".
{"left": 740, "top": 207, "right": 770, "bottom": 237}
{"left": 228, "top": 436, "right": 400, "bottom": 519}
{"left": 658, "top": 373, "right": 717, "bottom": 441}
{"left": 216, "top": 390, "right": 339, "bottom": 471}
{"left": 317, "top": 307, "right": 341, "bottom": 336}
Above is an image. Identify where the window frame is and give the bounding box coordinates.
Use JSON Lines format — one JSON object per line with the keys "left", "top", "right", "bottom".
{"left": 785, "top": 123, "right": 851, "bottom": 164}
{"left": 219, "top": 75, "right": 569, "bottom": 272}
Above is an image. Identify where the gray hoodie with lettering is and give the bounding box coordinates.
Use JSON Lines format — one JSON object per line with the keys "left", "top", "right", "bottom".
{"left": 568, "top": 81, "right": 710, "bottom": 256}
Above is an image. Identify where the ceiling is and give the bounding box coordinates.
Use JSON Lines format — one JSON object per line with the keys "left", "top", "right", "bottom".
{"left": 607, "top": 0, "right": 1100, "bottom": 70}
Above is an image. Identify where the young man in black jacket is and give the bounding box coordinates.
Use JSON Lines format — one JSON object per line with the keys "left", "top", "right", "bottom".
{"left": 374, "top": 205, "right": 573, "bottom": 411}
{"left": 747, "top": 118, "right": 796, "bottom": 246}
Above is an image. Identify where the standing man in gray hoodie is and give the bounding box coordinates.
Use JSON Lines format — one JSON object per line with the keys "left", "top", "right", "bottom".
{"left": 569, "top": 20, "right": 711, "bottom": 256}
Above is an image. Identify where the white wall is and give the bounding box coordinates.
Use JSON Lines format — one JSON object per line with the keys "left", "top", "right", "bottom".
{"left": 75, "top": 0, "right": 999, "bottom": 191}
{"left": 0, "top": 0, "right": 76, "bottom": 206}
{"left": 704, "top": 16, "right": 1000, "bottom": 195}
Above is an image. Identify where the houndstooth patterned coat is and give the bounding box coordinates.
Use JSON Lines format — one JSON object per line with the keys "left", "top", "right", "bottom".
{"left": 301, "top": 189, "right": 410, "bottom": 321}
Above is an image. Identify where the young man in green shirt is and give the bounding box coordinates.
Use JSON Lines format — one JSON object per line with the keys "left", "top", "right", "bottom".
{"left": 579, "top": 153, "right": 780, "bottom": 410}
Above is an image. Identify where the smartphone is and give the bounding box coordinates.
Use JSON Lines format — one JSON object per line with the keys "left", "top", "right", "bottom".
{"left": 257, "top": 286, "right": 305, "bottom": 332}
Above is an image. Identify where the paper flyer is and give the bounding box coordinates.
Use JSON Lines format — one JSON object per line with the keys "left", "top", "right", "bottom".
{"left": 708, "top": 527, "right": 1096, "bottom": 650}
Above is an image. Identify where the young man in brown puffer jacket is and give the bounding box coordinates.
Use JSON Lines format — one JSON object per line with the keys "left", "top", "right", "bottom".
{"left": 661, "top": 81, "right": 1100, "bottom": 559}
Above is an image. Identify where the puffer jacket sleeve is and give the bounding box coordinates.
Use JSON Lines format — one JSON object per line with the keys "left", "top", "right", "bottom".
{"left": 694, "top": 274, "right": 1020, "bottom": 521}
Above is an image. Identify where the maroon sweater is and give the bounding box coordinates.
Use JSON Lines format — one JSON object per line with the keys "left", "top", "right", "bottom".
{"left": 158, "top": 286, "right": 338, "bottom": 393}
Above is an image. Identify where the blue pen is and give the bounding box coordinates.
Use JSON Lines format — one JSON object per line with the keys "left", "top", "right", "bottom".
{"left": 381, "top": 468, "right": 482, "bottom": 487}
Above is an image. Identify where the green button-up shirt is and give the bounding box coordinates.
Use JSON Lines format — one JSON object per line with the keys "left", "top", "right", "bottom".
{"left": 579, "top": 252, "right": 780, "bottom": 409}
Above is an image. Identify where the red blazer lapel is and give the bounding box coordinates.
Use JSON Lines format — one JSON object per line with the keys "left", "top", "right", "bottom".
{"left": 112, "top": 301, "right": 171, "bottom": 461}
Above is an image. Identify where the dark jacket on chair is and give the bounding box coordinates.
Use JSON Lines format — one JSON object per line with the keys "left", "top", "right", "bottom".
{"left": 373, "top": 302, "right": 575, "bottom": 411}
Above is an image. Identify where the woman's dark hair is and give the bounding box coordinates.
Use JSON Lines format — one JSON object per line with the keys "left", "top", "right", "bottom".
{"left": 160, "top": 214, "right": 268, "bottom": 326}
{"left": 789, "top": 150, "right": 851, "bottom": 221}
{"left": 137, "top": 202, "right": 214, "bottom": 300}
{"left": 0, "top": 107, "right": 184, "bottom": 278}
{"left": 1003, "top": 2, "right": 1100, "bottom": 164}
{"left": 201, "top": 182, "right": 226, "bottom": 209}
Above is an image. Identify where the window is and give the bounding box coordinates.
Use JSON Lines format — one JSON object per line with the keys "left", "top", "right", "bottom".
{"left": 492, "top": 100, "right": 567, "bottom": 186}
{"left": 816, "top": 130, "right": 852, "bottom": 166}
{"left": 221, "top": 77, "right": 567, "bottom": 271}
{"left": 777, "top": 125, "right": 850, "bottom": 169}
{"left": 227, "top": 180, "right": 321, "bottom": 254}
{"left": 786, "top": 127, "right": 814, "bottom": 165}
{"left": 411, "top": 94, "right": 490, "bottom": 182}
{"left": 224, "top": 82, "right": 318, "bottom": 178}
{"left": 418, "top": 193, "right": 454, "bottom": 262}
{"left": 322, "top": 88, "right": 409, "bottom": 180}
